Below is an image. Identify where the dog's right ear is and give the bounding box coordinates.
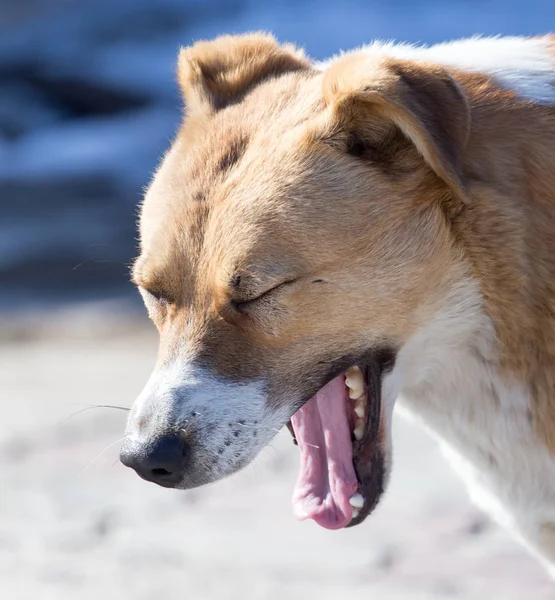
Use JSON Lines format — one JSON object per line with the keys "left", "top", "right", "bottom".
{"left": 178, "top": 32, "right": 310, "bottom": 114}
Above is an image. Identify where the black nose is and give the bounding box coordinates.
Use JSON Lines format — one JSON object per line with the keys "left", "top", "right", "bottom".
{"left": 120, "top": 434, "right": 189, "bottom": 487}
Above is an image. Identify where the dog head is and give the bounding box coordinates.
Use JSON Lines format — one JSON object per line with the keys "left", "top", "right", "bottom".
{"left": 121, "top": 33, "right": 470, "bottom": 528}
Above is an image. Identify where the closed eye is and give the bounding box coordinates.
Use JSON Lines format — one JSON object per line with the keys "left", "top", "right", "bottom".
{"left": 142, "top": 287, "right": 172, "bottom": 305}
{"left": 231, "top": 279, "right": 296, "bottom": 313}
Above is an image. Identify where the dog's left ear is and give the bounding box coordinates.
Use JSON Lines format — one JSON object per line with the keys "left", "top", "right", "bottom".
{"left": 323, "top": 54, "right": 471, "bottom": 203}
{"left": 178, "top": 32, "right": 310, "bottom": 114}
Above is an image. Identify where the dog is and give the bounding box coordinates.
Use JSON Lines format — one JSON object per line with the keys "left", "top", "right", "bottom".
{"left": 120, "top": 32, "right": 555, "bottom": 577}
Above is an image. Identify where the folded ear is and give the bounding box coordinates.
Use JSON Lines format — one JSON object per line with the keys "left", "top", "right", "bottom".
{"left": 178, "top": 32, "right": 310, "bottom": 113}
{"left": 323, "top": 54, "right": 471, "bottom": 203}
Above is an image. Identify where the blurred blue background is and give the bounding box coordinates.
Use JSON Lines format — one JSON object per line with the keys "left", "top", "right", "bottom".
{"left": 1, "top": 0, "right": 554, "bottom": 315}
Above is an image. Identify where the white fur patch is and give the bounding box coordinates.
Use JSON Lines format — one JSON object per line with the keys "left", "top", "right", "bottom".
{"left": 318, "top": 36, "right": 555, "bottom": 104}
{"left": 126, "top": 361, "right": 290, "bottom": 483}
{"left": 389, "top": 278, "right": 555, "bottom": 570}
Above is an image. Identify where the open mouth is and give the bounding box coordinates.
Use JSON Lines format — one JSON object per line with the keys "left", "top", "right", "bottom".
{"left": 287, "top": 357, "right": 391, "bottom": 530}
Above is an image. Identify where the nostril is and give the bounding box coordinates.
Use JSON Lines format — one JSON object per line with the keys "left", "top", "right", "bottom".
{"left": 152, "top": 467, "right": 172, "bottom": 477}
{"left": 120, "top": 434, "right": 190, "bottom": 487}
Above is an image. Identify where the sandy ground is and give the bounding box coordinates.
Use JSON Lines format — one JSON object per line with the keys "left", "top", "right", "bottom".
{"left": 1, "top": 320, "right": 553, "bottom": 599}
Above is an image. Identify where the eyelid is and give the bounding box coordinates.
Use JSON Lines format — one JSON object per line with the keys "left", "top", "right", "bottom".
{"left": 232, "top": 278, "right": 296, "bottom": 311}
{"left": 142, "top": 287, "right": 171, "bottom": 304}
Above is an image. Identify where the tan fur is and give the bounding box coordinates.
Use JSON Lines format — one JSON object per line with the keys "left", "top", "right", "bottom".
{"left": 135, "top": 31, "right": 555, "bottom": 450}
{"left": 177, "top": 33, "right": 310, "bottom": 113}
{"left": 323, "top": 54, "right": 471, "bottom": 203}
{"left": 130, "top": 33, "right": 555, "bottom": 571}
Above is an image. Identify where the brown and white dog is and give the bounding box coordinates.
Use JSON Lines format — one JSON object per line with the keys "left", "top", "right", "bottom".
{"left": 120, "top": 33, "right": 555, "bottom": 576}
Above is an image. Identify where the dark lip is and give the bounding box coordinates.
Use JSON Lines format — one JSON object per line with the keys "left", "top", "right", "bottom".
{"left": 286, "top": 347, "right": 396, "bottom": 528}
{"left": 345, "top": 358, "right": 387, "bottom": 527}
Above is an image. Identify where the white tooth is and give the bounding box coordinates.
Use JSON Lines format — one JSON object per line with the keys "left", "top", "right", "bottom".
{"left": 351, "top": 508, "right": 360, "bottom": 519}
{"left": 345, "top": 371, "right": 363, "bottom": 385}
{"left": 349, "top": 493, "right": 365, "bottom": 509}
{"left": 348, "top": 385, "right": 364, "bottom": 400}
{"left": 354, "top": 404, "right": 365, "bottom": 418}
{"left": 354, "top": 421, "right": 364, "bottom": 440}
{"left": 345, "top": 369, "right": 364, "bottom": 399}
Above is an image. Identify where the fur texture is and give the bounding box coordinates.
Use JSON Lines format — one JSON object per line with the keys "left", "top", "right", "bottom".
{"left": 123, "top": 33, "right": 555, "bottom": 577}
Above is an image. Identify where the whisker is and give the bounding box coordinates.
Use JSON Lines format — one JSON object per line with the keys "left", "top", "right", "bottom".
{"left": 249, "top": 460, "right": 260, "bottom": 478}
{"left": 67, "top": 403, "right": 131, "bottom": 411}
{"left": 72, "top": 258, "right": 94, "bottom": 271}
{"left": 180, "top": 418, "right": 195, "bottom": 434}
{"left": 265, "top": 442, "right": 278, "bottom": 455}
{"left": 62, "top": 404, "right": 130, "bottom": 422}
{"left": 79, "top": 438, "right": 125, "bottom": 475}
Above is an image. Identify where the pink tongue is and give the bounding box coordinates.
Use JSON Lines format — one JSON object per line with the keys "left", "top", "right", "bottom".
{"left": 291, "top": 374, "right": 358, "bottom": 529}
